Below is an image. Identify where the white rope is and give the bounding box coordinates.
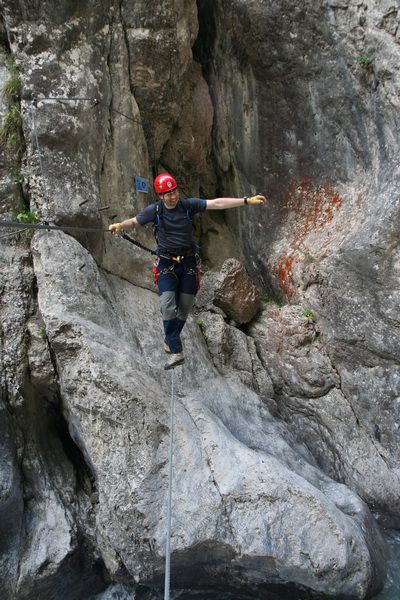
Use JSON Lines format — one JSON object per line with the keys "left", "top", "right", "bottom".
{"left": 164, "top": 368, "right": 175, "bottom": 600}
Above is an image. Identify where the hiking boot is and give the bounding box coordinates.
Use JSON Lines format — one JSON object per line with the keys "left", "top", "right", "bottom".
{"left": 164, "top": 340, "right": 171, "bottom": 354}
{"left": 164, "top": 352, "right": 184, "bottom": 370}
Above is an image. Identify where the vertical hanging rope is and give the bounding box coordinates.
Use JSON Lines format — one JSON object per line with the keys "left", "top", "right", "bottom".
{"left": 164, "top": 368, "right": 175, "bottom": 600}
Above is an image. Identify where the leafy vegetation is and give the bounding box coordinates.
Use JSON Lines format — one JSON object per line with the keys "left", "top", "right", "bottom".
{"left": 196, "top": 319, "right": 206, "bottom": 334}
{"left": 303, "top": 253, "right": 315, "bottom": 265}
{"left": 38, "top": 324, "right": 46, "bottom": 338}
{"left": 1, "top": 71, "right": 22, "bottom": 103}
{"left": 0, "top": 52, "right": 24, "bottom": 184}
{"left": 0, "top": 105, "right": 23, "bottom": 153}
{"left": 303, "top": 309, "right": 314, "bottom": 321}
{"left": 357, "top": 53, "right": 374, "bottom": 69}
{"left": 16, "top": 210, "right": 39, "bottom": 224}
{"left": 260, "top": 293, "right": 274, "bottom": 303}
{"left": 8, "top": 164, "right": 23, "bottom": 185}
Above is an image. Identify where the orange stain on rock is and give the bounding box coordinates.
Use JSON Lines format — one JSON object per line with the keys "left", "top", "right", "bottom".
{"left": 273, "top": 179, "right": 343, "bottom": 298}
{"left": 277, "top": 255, "right": 296, "bottom": 297}
{"left": 283, "top": 179, "right": 343, "bottom": 248}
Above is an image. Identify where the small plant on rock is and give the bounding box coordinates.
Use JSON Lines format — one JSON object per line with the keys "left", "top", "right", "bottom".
{"left": 357, "top": 53, "right": 374, "bottom": 70}
{"left": 9, "top": 164, "right": 23, "bottom": 185}
{"left": 1, "top": 71, "right": 22, "bottom": 103}
{"left": 196, "top": 319, "right": 206, "bottom": 334}
{"left": 303, "top": 309, "right": 314, "bottom": 321}
{"left": 0, "top": 53, "right": 24, "bottom": 185}
{"left": 304, "top": 253, "right": 315, "bottom": 265}
{"left": 260, "top": 293, "right": 274, "bottom": 303}
{"left": 16, "top": 210, "right": 39, "bottom": 224}
{"left": 0, "top": 105, "right": 23, "bottom": 154}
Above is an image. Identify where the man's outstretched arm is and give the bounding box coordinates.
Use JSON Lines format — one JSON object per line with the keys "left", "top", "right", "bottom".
{"left": 109, "top": 216, "right": 139, "bottom": 234}
{"left": 206, "top": 195, "right": 266, "bottom": 210}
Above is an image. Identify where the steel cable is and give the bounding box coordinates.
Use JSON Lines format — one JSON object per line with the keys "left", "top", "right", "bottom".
{"left": 164, "top": 368, "right": 175, "bottom": 600}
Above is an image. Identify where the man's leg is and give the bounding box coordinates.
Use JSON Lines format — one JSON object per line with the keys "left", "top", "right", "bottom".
{"left": 161, "top": 296, "right": 183, "bottom": 353}
{"left": 174, "top": 257, "right": 197, "bottom": 341}
{"left": 157, "top": 260, "right": 183, "bottom": 354}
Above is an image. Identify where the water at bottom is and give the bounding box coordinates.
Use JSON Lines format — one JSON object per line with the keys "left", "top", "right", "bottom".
{"left": 176, "top": 530, "right": 400, "bottom": 600}
{"left": 132, "top": 529, "right": 400, "bottom": 600}
{"left": 372, "top": 530, "right": 400, "bottom": 600}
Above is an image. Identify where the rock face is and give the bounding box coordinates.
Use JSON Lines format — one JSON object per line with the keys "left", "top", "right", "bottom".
{"left": 0, "top": 1, "right": 399, "bottom": 599}
{"left": 196, "top": 0, "right": 400, "bottom": 524}
{"left": 248, "top": 304, "right": 400, "bottom": 525}
{"left": 30, "top": 232, "right": 386, "bottom": 599}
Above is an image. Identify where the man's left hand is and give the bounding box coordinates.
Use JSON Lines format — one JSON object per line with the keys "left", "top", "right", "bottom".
{"left": 247, "top": 194, "right": 266, "bottom": 205}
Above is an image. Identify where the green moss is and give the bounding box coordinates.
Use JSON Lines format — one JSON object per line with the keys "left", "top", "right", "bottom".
{"left": 196, "top": 319, "right": 206, "bottom": 334}
{"left": 8, "top": 164, "right": 23, "bottom": 185}
{"left": 303, "top": 309, "right": 314, "bottom": 321}
{"left": 303, "top": 253, "right": 315, "bottom": 264}
{"left": 0, "top": 54, "right": 24, "bottom": 184}
{"left": 16, "top": 210, "right": 39, "bottom": 224}
{"left": 357, "top": 53, "right": 374, "bottom": 69}
{"left": 260, "top": 293, "right": 274, "bottom": 303}
{"left": 19, "top": 329, "right": 30, "bottom": 367}
{"left": 1, "top": 71, "right": 22, "bottom": 103}
{"left": 0, "top": 105, "right": 22, "bottom": 150}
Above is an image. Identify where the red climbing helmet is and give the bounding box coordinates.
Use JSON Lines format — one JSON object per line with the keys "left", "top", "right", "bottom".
{"left": 153, "top": 173, "right": 177, "bottom": 194}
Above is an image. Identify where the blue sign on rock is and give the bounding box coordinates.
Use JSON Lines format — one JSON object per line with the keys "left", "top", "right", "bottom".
{"left": 134, "top": 176, "right": 149, "bottom": 193}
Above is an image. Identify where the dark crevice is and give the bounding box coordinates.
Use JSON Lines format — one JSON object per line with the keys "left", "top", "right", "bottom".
{"left": 193, "top": 0, "right": 218, "bottom": 76}
{"left": 15, "top": 344, "right": 109, "bottom": 596}
{"left": 49, "top": 400, "right": 97, "bottom": 495}
{"left": 0, "top": 14, "right": 11, "bottom": 50}
{"left": 119, "top": 0, "right": 134, "bottom": 97}
{"left": 193, "top": 0, "right": 226, "bottom": 201}
{"left": 13, "top": 275, "right": 105, "bottom": 588}
{"left": 103, "top": 6, "right": 115, "bottom": 162}
{"left": 45, "top": 338, "right": 98, "bottom": 498}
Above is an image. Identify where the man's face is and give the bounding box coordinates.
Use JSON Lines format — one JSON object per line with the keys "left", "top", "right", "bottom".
{"left": 160, "top": 188, "right": 179, "bottom": 209}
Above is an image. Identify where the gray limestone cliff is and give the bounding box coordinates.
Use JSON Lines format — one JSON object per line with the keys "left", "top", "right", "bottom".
{"left": 0, "top": 1, "right": 399, "bottom": 599}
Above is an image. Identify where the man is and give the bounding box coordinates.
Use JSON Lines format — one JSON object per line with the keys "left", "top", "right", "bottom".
{"left": 109, "top": 173, "right": 266, "bottom": 370}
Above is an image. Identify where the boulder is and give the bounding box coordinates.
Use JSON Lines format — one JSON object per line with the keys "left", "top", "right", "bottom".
{"left": 213, "top": 259, "right": 262, "bottom": 324}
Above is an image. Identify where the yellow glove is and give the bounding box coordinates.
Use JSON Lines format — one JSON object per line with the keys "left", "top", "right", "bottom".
{"left": 246, "top": 194, "right": 266, "bottom": 205}
{"left": 109, "top": 223, "right": 123, "bottom": 234}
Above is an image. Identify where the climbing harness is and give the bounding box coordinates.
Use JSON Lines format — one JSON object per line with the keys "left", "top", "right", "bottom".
{"left": 164, "top": 368, "right": 175, "bottom": 600}
{"left": 153, "top": 261, "right": 176, "bottom": 284}
{"left": 152, "top": 252, "right": 202, "bottom": 293}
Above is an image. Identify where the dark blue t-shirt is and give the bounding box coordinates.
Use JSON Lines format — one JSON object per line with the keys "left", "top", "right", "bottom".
{"left": 136, "top": 197, "right": 207, "bottom": 251}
